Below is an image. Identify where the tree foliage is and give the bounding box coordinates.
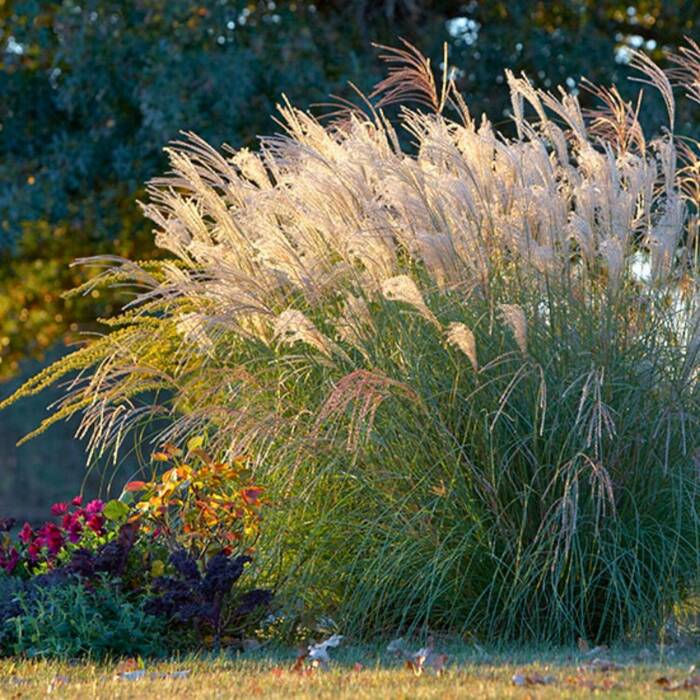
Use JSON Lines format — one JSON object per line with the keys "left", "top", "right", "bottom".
{"left": 1, "top": 0, "right": 700, "bottom": 378}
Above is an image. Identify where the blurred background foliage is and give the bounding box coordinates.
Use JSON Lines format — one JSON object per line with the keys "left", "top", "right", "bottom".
{"left": 1, "top": 0, "right": 699, "bottom": 518}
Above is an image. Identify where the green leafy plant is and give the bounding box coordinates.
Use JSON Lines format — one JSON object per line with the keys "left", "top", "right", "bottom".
{"left": 4, "top": 42, "right": 700, "bottom": 643}
{"left": 6, "top": 577, "right": 169, "bottom": 659}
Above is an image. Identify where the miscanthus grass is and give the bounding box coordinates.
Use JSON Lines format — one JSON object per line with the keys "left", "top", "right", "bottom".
{"left": 5, "top": 41, "right": 700, "bottom": 642}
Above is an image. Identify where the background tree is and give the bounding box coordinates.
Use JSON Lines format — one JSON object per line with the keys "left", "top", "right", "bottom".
{"left": 1, "top": 0, "right": 699, "bottom": 518}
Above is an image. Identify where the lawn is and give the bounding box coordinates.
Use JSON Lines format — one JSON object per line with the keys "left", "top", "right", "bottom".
{"left": 2, "top": 644, "right": 700, "bottom": 698}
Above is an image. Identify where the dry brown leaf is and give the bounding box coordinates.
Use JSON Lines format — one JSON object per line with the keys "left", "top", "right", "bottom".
{"left": 428, "top": 652, "right": 449, "bottom": 675}
{"left": 155, "top": 670, "right": 191, "bottom": 680}
{"left": 47, "top": 675, "right": 69, "bottom": 693}
{"left": 116, "top": 670, "right": 146, "bottom": 681}
{"left": 512, "top": 671, "right": 555, "bottom": 686}
{"left": 291, "top": 650, "right": 309, "bottom": 673}
{"left": 115, "top": 659, "right": 141, "bottom": 674}
{"left": 389, "top": 636, "right": 447, "bottom": 676}
{"left": 656, "top": 675, "right": 700, "bottom": 691}
{"left": 578, "top": 658, "right": 623, "bottom": 673}
{"left": 567, "top": 674, "right": 620, "bottom": 691}
{"left": 308, "top": 634, "right": 344, "bottom": 669}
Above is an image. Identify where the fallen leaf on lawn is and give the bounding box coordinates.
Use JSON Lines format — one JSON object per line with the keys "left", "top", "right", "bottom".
{"left": 155, "top": 670, "right": 191, "bottom": 680}
{"left": 405, "top": 655, "right": 426, "bottom": 676}
{"left": 308, "top": 634, "right": 344, "bottom": 669}
{"left": 5, "top": 678, "right": 32, "bottom": 687}
{"left": 115, "top": 659, "right": 143, "bottom": 675}
{"left": 388, "top": 635, "right": 447, "bottom": 675}
{"left": 578, "top": 658, "right": 623, "bottom": 673}
{"left": 566, "top": 674, "right": 620, "bottom": 691}
{"left": 270, "top": 667, "right": 285, "bottom": 678}
{"left": 428, "top": 652, "right": 449, "bottom": 675}
{"left": 656, "top": 675, "right": 700, "bottom": 691}
{"left": 291, "top": 650, "right": 309, "bottom": 673}
{"left": 47, "top": 675, "right": 69, "bottom": 693}
{"left": 353, "top": 663, "right": 364, "bottom": 672}
{"left": 116, "top": 670, "right": 146, "bottom": 681}
{"left": 512, "top": 671, "right": 555, "bottom": 687}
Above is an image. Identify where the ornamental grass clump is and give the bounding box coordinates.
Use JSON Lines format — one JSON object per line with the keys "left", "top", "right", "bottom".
{"left": 5, "top": 41, "right": 700, "bottom": 642}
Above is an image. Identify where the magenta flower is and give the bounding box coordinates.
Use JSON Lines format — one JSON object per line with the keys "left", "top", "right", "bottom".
{"left": 19, "top": 522, "right": 33, "bottom": 544}
{"left": 0, "top": 547, "right": 19, "bottom": 573}
{"left": 85, "top": 500, "right": 104, "bottom": 517}
{"left": 71, "top": 495, "right": 83, "bottom": 506}
{"left": 34, "top": 523, "right": 63, "bottom": 555}
{"left": 68, "top": 520, "right": 83, "bottom": 543}
{"left": 40, "top": 523, "right": 65, "bottom": 555}
{"left": 51, "top": 502, "right": 68, "bottom": 516}
{"left": 27, "top": 541, "right": 40, "bottom": 561}
{"left": 86, "top": 514, "right": 104, "bottom": 534}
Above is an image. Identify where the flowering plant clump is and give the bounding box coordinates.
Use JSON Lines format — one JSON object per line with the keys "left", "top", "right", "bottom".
{"left": 0, "top": 497, "right": 109, "bottom": 576}
{"left": 0, "top": 446, "right": 273, "bottom": 657}
{"left": 125, "top": 441, "right": 266, "bottom": 565}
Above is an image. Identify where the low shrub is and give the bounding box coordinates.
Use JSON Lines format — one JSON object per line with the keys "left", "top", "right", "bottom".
{"left": 127, "top": 443, "right": 266, "bottom": 562}
{"left": 3, "top": 42, "right": 700, "bottom": 642}
{"left": 0, "top": 450, "right": 272, "bottom": 658}
{"left": 4, "top": 576, "right": 168, "bottom": 660}
{"left": 146, "top": 549, "right": 272, "bottom": 648}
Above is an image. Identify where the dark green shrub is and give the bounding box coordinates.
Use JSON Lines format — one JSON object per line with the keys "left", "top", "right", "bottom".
{"left": 5, "top": 576, "right": 168, "bottom": 659}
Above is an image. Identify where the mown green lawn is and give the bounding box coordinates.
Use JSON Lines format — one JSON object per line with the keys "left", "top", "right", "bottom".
{"left": 1, "top": 644, "right": 699, "bottom": 698}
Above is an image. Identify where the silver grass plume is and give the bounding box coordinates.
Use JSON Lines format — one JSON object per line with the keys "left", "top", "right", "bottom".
{"left": 446, "top": 322, "right": 478, "bottom": 372}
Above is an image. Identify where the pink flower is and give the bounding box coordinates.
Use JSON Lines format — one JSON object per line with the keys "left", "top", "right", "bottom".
{"left": 19, "top": 522, "right": 33, "bottom": 544}
{"left": 85, "top": 500, "right": 104, "bottom": 517}
{"left": 51, "top": 502, "right": 68, "bottom": 516}
{"left": 71, "top": 495, "right": 83, "bottom": 506}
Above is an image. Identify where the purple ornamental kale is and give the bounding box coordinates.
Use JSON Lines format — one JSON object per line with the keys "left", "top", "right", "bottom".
{"left": 146, "top": 549, "right": 271, "bottom": 646}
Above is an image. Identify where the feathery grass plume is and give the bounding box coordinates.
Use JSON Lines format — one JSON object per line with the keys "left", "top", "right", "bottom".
{"left": 381, "top": 275, "right": 441, "bottom": 329}
{"left": 667, "top": 38, "right": 700, "bottom": 105}
{"left": 371, "top": 39, "right": 449, "bottom": 113}
{"left": 312, "top": 369, "right": 421, "bottom": 451}
{"left": 273, "top": 309, "right": 343, "bottom": 360}
{"left": 498, "top": 304, "right": 528, "bottom": 354}
{"left": 445, "top": 322, "right": 478, "bottom": 372}
{"left": 3, "top": 40, "right": 700, "bottom": 643}
{"left": 629, "top": 49, "right": 676, "bottom": 129}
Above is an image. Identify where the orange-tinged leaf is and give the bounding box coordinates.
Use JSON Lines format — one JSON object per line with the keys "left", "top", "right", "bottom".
{"left": 241, "top": 487, "right": 263, "bottom": 505}
{"left": 163, "top": 442, "right": 183, "bottom": 458}
{"left": 125, "top": 481, "right": 147, "bottom": 492}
